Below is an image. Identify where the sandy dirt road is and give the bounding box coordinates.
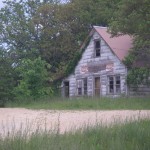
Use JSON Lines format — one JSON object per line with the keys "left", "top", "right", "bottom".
{"left": 0, "top": 108, "right": 150, "bottom": 137}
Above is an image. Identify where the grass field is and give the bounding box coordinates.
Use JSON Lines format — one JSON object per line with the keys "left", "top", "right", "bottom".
{"left": 0, "top": 119, "right": 149, "bottom": 150}
{"left": 6, "top": 97, "right": 150, "bottom": 110}
{"left": 2, "top": 97, "right": 150, "bottom": 149}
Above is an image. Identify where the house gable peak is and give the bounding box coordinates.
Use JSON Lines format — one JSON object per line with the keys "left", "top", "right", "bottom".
{"left": 92, "top": 26, "right": 133, "bottom": 61}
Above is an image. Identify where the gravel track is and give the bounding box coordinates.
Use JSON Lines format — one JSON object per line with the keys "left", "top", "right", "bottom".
{"left": 0, "top": 108, "right": 150, "bottom": 137}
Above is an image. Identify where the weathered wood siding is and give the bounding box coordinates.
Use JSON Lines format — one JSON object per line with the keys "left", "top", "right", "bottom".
{"left": 129, "top": 85, "right": 150, "bottom": 96}
{"left": 63, "top": 31, "right": 128, "bottom": 97}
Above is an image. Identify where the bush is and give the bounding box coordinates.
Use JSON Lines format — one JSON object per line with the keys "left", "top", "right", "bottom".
{"left": 14, "top": 57, "right": 53, "bottom": 100}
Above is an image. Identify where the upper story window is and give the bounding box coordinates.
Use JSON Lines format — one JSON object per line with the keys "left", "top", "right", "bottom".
{"left": 94, "top": 39, "right": 101, "bottom": 57}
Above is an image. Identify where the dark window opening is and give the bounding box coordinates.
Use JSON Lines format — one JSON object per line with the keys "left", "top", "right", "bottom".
{"left": 64, "top": 81, "right": 69, "bottom": 97}
{"left": 95, "top": 40, "right": 101, "bottom": 57}
{"left": 83, "top": 78, "right": 87, "bottom": 95}
{"left": 109, "top": 84, "right": 114, "bottom": 93}
{"left": 95, "top": 40, "right": 100, "bottom": 48}
{"left": 78, "top": 88, "right": 82, "bottom": 95}
{"left": 77, "top": 78, "right": 87, "bottom": 96}
{"left": 109, "top": 76, "right": 114, "bottom": 93}
{"left": 108, "top": 76, "right": 121, "bottom": 94}
{"left": 77, "top": 80, "right": 82, "bottom": 96}
{"left": 96, "top": 49, "right": 100, "bottom": 57}
{"left": 116, "top": 76, "right": 121, "bottom": 93}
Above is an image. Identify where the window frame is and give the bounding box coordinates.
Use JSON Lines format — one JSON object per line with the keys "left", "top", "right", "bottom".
{"left": 83, "top": 78, "right": 87, "bottom": 95}
{"left": 94, "top": 39, "right": 101, "bottom": 57}
{"left": 76, "top": 78, "right": 88, "bottom": 96}
{"left": 107, "top": 75, "right": 121, "bottom": 95}
{"left": 77, "top": 79, "right": 82, "bottom": 96}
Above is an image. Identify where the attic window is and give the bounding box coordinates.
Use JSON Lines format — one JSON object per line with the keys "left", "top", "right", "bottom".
{"left": 94, "top": 39, "right": 101, "bottom": 57}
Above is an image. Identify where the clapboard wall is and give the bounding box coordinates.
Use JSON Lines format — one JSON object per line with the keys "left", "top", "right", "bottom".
{"left": 63, "top": 31, "right": 128, "bottom": 97}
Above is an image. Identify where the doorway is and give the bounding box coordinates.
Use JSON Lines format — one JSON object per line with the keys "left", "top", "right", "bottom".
{"left": 64, "top": 81, "right": 69, "bottom": 97}
{"left": 94, "top": 77, "right": 100, "bottom": 96}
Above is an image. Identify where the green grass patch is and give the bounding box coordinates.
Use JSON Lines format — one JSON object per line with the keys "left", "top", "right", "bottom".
{"left": 6, "top": 96, "right": 150, "bottom": 110}
{"left": 0, "top": 119, "right": 150, "bottom": 150}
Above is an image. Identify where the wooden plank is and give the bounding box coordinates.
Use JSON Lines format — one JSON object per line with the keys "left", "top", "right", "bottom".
{"left": 63, "top": 31, "right": 127, "bottom": 97}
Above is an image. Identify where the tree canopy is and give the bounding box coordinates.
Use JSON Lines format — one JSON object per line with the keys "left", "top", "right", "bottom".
{"left": 109, "top": 0, "right": 150, "bottom": 68}
{"left": 0, "top": 48, "right": 15, "bottom": 106}
{"left": 109, "top": 0, "right": 150, "bottom": 86}
{"left": 0, "top": 0, "right": 149, "bottom": 103}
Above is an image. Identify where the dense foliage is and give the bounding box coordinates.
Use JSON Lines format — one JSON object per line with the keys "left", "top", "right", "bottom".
{"left": 14, "top": 57, "right": 53, "bottom": 100}
{"left": 0, "top": 48, "right": 15, "bottom": 106}
{"left": 0, "top": 0, "right": 149, "bottom": 103}
{"left": 109, "top": 0, "right": 150, "bottom": 85}
{"left": 127, "top": 68, "right": 150, "bottom": 86}
{"left": 65, "top": 36, "right": 92, "bottom": 76}
{"left": 0, "top": 0, "right": 122, "bottom": 103}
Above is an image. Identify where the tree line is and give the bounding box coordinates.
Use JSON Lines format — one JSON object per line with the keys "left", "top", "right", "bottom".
{"left": 0, "top": 0, "right": 149, "bottom": 105}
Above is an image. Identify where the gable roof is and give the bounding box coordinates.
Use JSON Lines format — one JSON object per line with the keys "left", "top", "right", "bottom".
{"left": 90, "top": 26, "right": 133, "bottom": 61}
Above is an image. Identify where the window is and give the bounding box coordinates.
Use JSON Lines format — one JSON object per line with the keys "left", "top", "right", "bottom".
{"left": 77, "top": 78, "right": 87, "bottom": 96}
{"left": 116, "top": 76, "right": 121, "bottom": 93}
{"left": 108, "top": 76, "right": 121, "bottom": 94}
{"left": 95, "top": 40, "right": 101, "bottom": 57}
{"left": 83, "top": 78, "right": 87, "bottom": 95}
{"left": 109, "top": 76, "right": 114, "bottom": 94}
{"left": 77, "top": 80, "right": 82, "bottom": 96}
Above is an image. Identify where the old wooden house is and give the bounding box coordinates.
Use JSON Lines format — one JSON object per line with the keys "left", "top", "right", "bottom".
{"left": 62, "top": 26, "right": 133, "bottom": 97}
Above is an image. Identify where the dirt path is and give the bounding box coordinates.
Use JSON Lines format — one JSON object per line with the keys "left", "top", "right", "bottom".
{"left": 0, "top": 108, "right": 150, "bottom": 137}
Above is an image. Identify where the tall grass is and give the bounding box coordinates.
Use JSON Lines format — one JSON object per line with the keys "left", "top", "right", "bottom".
{"left": 0, "top": 119, "right": 150, "bottom": 150}
{"left": 6, "top": 96, "right": 150, "bottom": 110}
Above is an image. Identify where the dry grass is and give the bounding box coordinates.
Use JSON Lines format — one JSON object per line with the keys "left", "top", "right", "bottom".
{"left": 0, "top": 119, "right": 150, "bottom": 150}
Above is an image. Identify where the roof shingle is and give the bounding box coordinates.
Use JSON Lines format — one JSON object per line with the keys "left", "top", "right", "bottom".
{"left": 93, "top": 26, "right": 133, "bottom": 61}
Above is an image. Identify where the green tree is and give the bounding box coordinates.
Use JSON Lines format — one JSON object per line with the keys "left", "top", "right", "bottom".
{"left": 0, "top": 0, "right": 122, "bottom": 85}
{"left": 109, "top": 0, "right": 150, "bottom": 67}
{"left": 0, "top": 48, "right": 15, "bottom": 107}
{"left": 61, "top": 0, "right": 121, "bottom": 41}
{"left": 109, "top": 0, "right": 150, "bottom": 86}
{"left": 56, "top": 0, "right": 122, "bottom": 77}
{"left": 0, "top": 0, "right": 78, "bottom": 81}
{"left": 33, "top": 3, "right": 79, "bottom": 80}
{"left": 14, "top": 57, "right": 53, "bottom": 100}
